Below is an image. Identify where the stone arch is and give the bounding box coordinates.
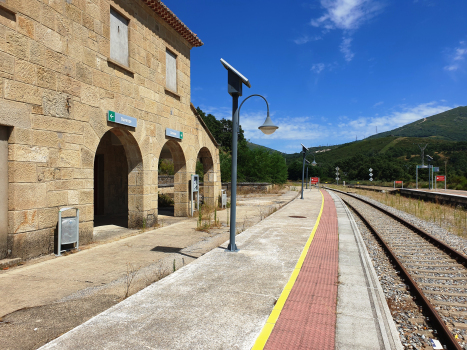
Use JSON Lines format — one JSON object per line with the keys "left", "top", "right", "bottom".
{"left": 197, "top": 147, "right": 215, "bottom": 207}
{"left": 93, "top": 128, "right": 145, "bottom": 229}
{"left": 159, "top": 139, "right": 188, "bottom": 216}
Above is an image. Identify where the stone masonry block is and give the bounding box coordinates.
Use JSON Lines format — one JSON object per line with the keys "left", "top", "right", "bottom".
{"left": 42, "top": 90, "right": 70, "bottom": 118}
{"left": 9, "top": 183, "right": 47, "bottom": 210}
{"left": 50, "top": 149, "right": 81, "bottom": 168}
{"left": 9, "top": 144, "right": 48, "bottom": 163}
{"left": 14, "top": 59, "right": 37, "bottom": 84}
{"left": 65, "top": 2, "right": 82, "bottom": 24}
{"left": 0, "top": 51, "right": 14, "bottom": 75}
{"left": 6, "top": 32, "right": 29, "bottom": 59}
{"left": 0, "top": 99, "right": 31, "bottom": 129}
{"left": 4, "top": 80, "right": 43, "bottom": 105}
{"left": 38, "top": 207, "right": 58, "bottom": 229}
{"left": 32, "top": 130, "right": 59, "bottom": 147}
{"left": 79, "top": 189, "right": 93, "bottom": 204}
{"left": 9, "top": 228, "right": 52, "bottom": 259}
{"left": 81, "top": 84, "right": 99, "bottom": 107}
{"left": 73, "top": 168, "right": 93, "bottom": 179}
{"left": 17, "top": 16, "right": 35, "bottom": 39}
{"left": 68, "top": 190, "right": 80, "bottom": 205}
{"left": 8, "top": 209, "right": 38, "bottom": 234}
{"left": 80, "top": 147, "right": 94, "bottom": 168}
{"left": 76, "top": 62, "right": 93, "bottom": 85}
{"left": 93, "top": 69, "right": 110, "bottom": 90}
{"left": 9, "top": 162, "right": 37, "bottom": 183}
{"left": 37, "top": 67, "right": 57, "bottom": 90}
{"left": 29, "top": 40, "right": 46, "bottom": 67}
{"left": 46, "top": 190, "right": 68, "bottom": 207}
{"left": 83, "top": 124, "right": 100, "bottom": 153}
{"left": 32, "top": 115, "right": 83, "bottom": 134}
{"left": 44, "top": 47, "right": 65, "bottom": 72}
{"left": 57, "top": 15, "right": 73, "bottom": 39}
{"left": 36, "top": 23, "right": 63, "bottom": 53}
{"left": 58, "top": 75, "right": 81, "bottom": 97}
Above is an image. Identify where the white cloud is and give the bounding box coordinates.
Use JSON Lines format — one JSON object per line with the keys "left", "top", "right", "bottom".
{"left": 311, "top": 63, "right": 326, "bottom": 74}
{"left": 311, "top": 0, "right": 383, "bottom": 31}
{"left": 373, "top": 101, "right": 384, "bottom": 107}
{"left": 245, "top": 101, "right": 455, "bottom": 153}
{"left": 444, "top": 41, "right": 467, "bottom": 72}
{"left": 335, "top": 101, "right": 454, "bottom": 139}
{"left": 294, "top": 35, "right": 322, "bottom": 44}
{"left": 310, "top": 0, "right": 383, "bottom": 62}
{"left": 339, "top": 37, "right": 354, "bottom": 61}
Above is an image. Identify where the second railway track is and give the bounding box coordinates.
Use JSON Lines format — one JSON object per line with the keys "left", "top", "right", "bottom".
{"left": 326, "top": 187, "right": 467, "bottom": 350}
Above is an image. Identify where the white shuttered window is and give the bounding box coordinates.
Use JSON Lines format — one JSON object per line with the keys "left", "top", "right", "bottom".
{"left": 110, "top": 8, "right": 129, "bottom": 66}
{"left": 166, "top": 50, "right": 177, "bottom": 92}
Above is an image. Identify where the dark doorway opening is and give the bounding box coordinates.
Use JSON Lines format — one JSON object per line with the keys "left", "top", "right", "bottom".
{"left": 94, "top": 131, "right": 129, "bottom": 228}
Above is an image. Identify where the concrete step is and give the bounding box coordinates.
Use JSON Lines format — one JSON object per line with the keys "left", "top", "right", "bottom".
{"left": 0, "top": 258, "right": 22, "bottom": 269}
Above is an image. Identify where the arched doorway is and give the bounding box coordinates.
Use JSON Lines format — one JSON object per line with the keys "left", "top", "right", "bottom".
{"left": 158, "top": 140, "right": 187, "bottom": 217}
{"left": 94, "top": 128, "right": 144, "bottom": 230}
{"left": 197, "top": 147, "right": 215, "bottom": 207}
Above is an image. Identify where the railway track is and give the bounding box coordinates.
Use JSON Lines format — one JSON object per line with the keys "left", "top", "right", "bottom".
{"left": 326, "top": 187, "right": 467, "bottom": 350}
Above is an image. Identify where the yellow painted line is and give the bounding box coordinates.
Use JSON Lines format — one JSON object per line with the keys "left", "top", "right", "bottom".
{"left": 251, "top": 190, "right": 325, "bottom": 350}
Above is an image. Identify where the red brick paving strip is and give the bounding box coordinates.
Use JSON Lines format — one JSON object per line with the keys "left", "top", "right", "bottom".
{"left": 264, "top": 190, "right": 338, "bottom": 350}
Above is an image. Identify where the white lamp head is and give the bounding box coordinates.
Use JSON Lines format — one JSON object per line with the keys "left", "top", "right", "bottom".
{"left": 258, "top": 113, "right": 278, "bottom": 135}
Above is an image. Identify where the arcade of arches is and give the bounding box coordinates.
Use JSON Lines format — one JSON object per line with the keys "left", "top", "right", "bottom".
{"left": 92, "top": 125, "right": 220, "bottom": 232}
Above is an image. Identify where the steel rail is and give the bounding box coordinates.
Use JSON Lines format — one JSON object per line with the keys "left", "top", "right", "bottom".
{"left": 327, "top": 187, "right": 467, "bottom": 265}
{"left": 327, "top": 187, "right": 463, "bottom": 350}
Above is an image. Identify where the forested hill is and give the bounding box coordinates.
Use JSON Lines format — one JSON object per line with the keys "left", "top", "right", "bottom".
{"left": 368, "top": 106, "right": 467, "bottom": 141}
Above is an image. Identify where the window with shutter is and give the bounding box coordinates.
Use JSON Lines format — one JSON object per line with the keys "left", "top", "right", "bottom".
{"left": 110, "top": 8, "right": 129, "bottom": 67}
{"left": 166, "top": 50, "right": 177, "bottom": 92}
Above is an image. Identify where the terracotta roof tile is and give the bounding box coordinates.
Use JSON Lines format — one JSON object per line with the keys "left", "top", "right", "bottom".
{"left": 142, "top": 0, "right": 203, "bottom": 47}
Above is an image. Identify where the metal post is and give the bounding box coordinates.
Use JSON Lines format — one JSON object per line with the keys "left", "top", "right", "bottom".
{"left": 301, "top": 151, "right": 305, "bottom": 199}
{"left": 402, "top": 181, "right": 403, "bottom": 189}
{"left": 416, "top": 167, "right": 418, "bottom": 189}
{"left": 445, "top": 174, "right": 447, "bottom": 191}
{"left": 228, "top": 94, "right": 239, "bottom": 251}
{"left": 306, "top": 166, "right": 308, "bottom": 189}
{"left": 394, "top": 181, "right": 395, "bottom": 189}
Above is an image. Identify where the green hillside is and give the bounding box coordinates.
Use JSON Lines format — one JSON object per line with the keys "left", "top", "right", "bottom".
{"left": 286, "top": 136, "right": 467, "bottom": 188}
{"left": 246, "top": 142, "right": 283, "bottom": 154}
{"left": 368, "top": 106, "right": 467, "bottom": 141}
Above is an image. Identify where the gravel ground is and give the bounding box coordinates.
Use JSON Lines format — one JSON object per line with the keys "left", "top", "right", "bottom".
{"left": 336, "top": 191, "right": 467, "bottom": 350}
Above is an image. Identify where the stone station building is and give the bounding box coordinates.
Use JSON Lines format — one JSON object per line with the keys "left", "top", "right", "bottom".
{"left": 0, "top": 0, "right": 221, "bottom": 260}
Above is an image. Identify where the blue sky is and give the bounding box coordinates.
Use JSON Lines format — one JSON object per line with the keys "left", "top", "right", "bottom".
{"left": 166, "top": 0, "right": 467, "bottom": 154}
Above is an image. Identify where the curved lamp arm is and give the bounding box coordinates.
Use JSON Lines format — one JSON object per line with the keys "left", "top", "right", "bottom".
{"left": 235, "top": 94, "right": 278, "bottom": 135}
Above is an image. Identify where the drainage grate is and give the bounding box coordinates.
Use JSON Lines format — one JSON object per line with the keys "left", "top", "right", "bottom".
{"left": 289, "top": 216, "right": 307, "bottom": 218}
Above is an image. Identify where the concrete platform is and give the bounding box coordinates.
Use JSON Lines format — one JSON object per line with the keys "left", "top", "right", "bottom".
{"left": 38, "top": 189, "right": 403, "bottom": 349}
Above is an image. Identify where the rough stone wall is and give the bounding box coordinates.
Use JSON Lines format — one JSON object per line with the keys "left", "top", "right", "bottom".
{"left": 158, "top": 175, "right": 173, "bottom": 185}
{"left": 1, "top": 0, "right": 221, "bottom": 260}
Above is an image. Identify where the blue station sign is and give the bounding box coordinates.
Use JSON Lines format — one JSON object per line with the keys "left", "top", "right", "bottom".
{"left": 108, "top": 111, "right": 137, "bottom": 128}
{"left": 165, "top": 128, "right": 183, "bottom": 140}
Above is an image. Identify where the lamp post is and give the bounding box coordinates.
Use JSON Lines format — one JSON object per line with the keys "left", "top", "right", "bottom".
{"left": 426, "top": 155, "right": 433, "bottom": 190}
{"left": 221, "top": 59, "right": 279, "bottom": 252}
{"left": 300, "top": 144, "right": 308, "bottom": 199}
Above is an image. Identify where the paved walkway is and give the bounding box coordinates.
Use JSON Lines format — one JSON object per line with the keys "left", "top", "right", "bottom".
{"left": 37, "top": 189, "right": 403, "bottom": 350}
{"left": 262, "top": 190, "right": 338, "bottom": 350}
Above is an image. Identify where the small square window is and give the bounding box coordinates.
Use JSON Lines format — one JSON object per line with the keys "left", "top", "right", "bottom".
{"left": 110, "top": 8, "right": 129, "bottom": 67}
{"left": 166, "top": 50, "right": 177, "bottom": 92}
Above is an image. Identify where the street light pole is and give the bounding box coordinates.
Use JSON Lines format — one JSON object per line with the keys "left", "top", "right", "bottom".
{"left": 221, "top": 59, "right": 278, "bottom": 252}
{"left": 301, "top": 144, "right": 308, "bottom": 199}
